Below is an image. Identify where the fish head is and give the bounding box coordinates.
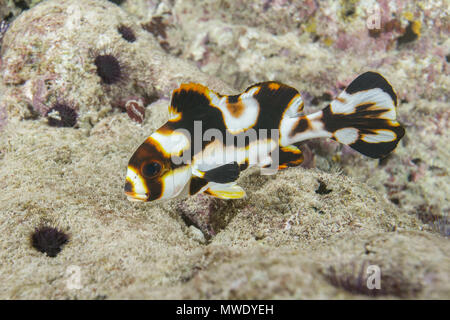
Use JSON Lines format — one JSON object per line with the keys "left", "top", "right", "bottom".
{"left": 125, "top": 128, "right": 192, "bottom": 202}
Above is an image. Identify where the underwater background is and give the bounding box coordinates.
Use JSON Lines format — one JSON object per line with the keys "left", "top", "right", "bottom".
{"left": 0, "top": 0, "right": 448, "bottom": 299}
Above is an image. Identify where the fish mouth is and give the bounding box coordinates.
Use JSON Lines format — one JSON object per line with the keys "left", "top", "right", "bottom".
{"left": 124, "top": 176, "right": 148, "bottom": 202}
{"left": 125, "top": 191, "right": 148, "bottom": 202}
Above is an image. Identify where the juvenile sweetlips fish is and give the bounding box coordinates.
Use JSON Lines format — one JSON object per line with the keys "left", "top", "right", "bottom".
{"left": 125, "top": 72, "right": 405, "bottom": 202}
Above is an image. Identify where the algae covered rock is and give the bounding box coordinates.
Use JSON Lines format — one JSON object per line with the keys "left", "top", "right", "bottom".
{"left": 115, "top": 231, "right": 450, "bottom": 299}
{"left": 172, "top": 166, "right": 423, "bottom": 247}
{"left": 213, "top": 167, "right": 422, "bottom": 247}
{"left": 0, "top": 0, "right": 44, "bottom": 22}
{"left": 0, "top": 0, "right": 231, "bottom": 130}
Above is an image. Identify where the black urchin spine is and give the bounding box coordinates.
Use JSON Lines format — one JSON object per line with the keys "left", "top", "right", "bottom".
{"left": 31, "top": 226, "right": 69, "bottom": 257}
{"left": 45, "top": 102, "right": 78, "bottom": 127}
{"left": 94, "top": 54, "right": 123, "bottom": 84}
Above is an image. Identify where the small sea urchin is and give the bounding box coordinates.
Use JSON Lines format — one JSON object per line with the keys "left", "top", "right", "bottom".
{"left": 118, "top": 25, "right": 136, "bottom": 43}
{"left": 94, "top": 54, "right": 122, "bottom": 84}
{"left": 31, "top": 226, "right": 69, "bottom": 257}
{"left": 45, "top": 102, "right": 78, "bottom": 127}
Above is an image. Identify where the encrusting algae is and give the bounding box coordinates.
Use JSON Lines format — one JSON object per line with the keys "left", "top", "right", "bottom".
{"left": 0, "top": 0, "right": 448, "bottom": 299}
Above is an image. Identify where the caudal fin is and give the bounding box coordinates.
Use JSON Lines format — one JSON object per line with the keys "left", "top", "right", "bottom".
{"left": 320, "top": 72, "right": 405, "bottom": 158}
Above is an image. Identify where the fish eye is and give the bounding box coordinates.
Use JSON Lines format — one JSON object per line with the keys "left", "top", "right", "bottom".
{"left": 142, "top": 161, "right": 162, "bottom": 178}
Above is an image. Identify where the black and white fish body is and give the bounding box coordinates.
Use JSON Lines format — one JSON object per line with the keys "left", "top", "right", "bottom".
{"left": 125, "top": 72, "right": 405, "bottom": 202}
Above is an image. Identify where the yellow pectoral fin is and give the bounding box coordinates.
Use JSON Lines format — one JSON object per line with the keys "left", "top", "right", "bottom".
{"left": 204, "top": 184, "right": 246, "bottom": 199}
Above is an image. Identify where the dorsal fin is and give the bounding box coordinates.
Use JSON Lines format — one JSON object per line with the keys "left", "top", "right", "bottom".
{"left": 168, "top": 83, "right": 215, "bottom": 118}
{"left": 244, "top": 81, "right": 303, "bottom": 117}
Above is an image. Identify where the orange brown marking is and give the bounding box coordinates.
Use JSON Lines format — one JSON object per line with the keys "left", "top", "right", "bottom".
{"left": 268, "top": 82, "right": 281, "bottom": 90}
{"left": 355, "top": 102, "right": 392, "bottom": 119}
{"left": 278, "top": 145, "right": 304, "bottom": 170}
{"left": 168, "top": 108, "right": 182, "bottom": 122}
{"left": 355, "top": 102, "right": 376, "bottom": 109}
{"left": 298, "top": 101, "right": 304, "bottom": 113}
{"left": 289, "top": 116, "right": 311, "bottom": 137}
{"left": 226, "top": 99, "right": 245, "bottom": 117}
{"left": 176, "top": 83, "right": 210, "bottom": 95}
{"left": 128, "top": 137, "right": 171, "bottom": 173}
{"left": 290, "top": 157, "right": 304, "bottom": 166}
{"left": 281, "top": 145, "right": 302, "bottom": 154}
{"left": 126, "top": 137, "right": 172, "bottom": 201}
{"left": 156, "top": 123, "right": 175, "bottom": 135}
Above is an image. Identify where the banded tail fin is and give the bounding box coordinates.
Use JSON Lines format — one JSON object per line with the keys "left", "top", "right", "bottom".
{"left": 320, "top": 72, "right": 405, "bottom": 158}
